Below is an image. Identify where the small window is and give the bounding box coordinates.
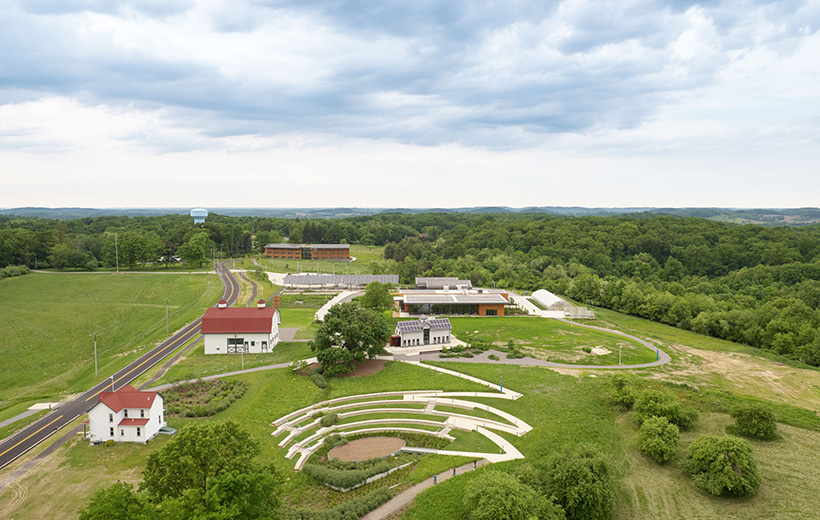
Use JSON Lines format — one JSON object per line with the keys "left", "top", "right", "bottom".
{"left": 110, "top": 427, "right": 114, "bottom": 436}
{"left": 140, "top": 409, "right": 145, "bottom": 418}
{"left": 109, "top": 413, "right": 113, "bottom": 423}
{"left": 251, "top": 341, "right": 255, "bottom": 346}
{"left": 137, "top": 427, "right": 141, "bottom": 437}
{"left": 120, "top": 429, "right": 124, "bottom": 436}
{"left": 124, "top": 409, "right": 128, "bottom": 418}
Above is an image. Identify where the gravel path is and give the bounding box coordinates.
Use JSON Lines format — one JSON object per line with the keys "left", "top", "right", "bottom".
{"left": 360, "top": 458, "right": 490, "bottom": 520}
{"left": 238, "top": 271, "right": 258, "bottom": 307}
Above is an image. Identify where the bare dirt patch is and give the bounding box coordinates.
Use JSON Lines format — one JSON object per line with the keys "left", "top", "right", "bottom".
{"left": 328, "top": 436, "right": 406, "bottom": 462}
{"left": 652, "top": 344, "right": 820, "bottom": 407}
{"left": 591, "top": 346, "right": 611, "bottom": 355}
{"left": 309, "top": 359, "right": 388, "bottom": 378}
{"left": 520, "top": 347, "right": 587, "bottom": 363}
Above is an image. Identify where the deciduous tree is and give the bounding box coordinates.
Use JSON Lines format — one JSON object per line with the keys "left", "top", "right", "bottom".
{"left": 309, "top": 303, "right": 391, "bottom": 375}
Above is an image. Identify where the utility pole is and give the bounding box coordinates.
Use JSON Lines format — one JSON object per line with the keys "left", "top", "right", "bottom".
{"left": 208, "top": 278, "right": 212, "bottom": 305}
{"left": 164, "top": 297, "right": 170, "bottom": 336}
{"left": 90, "top": 333, "right": 98, "bottom": 381}
{"left": 114, "top": 233, "right": 119, "bottom": 273}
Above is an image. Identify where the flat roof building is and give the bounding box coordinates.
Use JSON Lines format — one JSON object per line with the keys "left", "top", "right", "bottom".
{"left": 394, "top": 292, "right": 508, "bottom": 316}
{"left": 263, "top": 243, "right": 350, "bottom": 261}
{"left": 284, "top": 274, "right": 398, "bottom": 288}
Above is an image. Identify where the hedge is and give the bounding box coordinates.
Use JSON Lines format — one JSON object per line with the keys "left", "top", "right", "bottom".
{"left": 0, "top": 265, "right": 30, "bottom": 279}
{"left": 279, "top": 489, "right": 392, "bottom": 520}
{"left": 303, "top": 460, "right": 392, "bottom": 490}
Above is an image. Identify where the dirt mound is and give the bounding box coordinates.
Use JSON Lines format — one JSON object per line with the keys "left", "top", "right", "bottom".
{"left": 328, "top": 436, "right": 406, "bottom": 462}
{"left": 308, "top": 359, "right": 388, "bottom": 378}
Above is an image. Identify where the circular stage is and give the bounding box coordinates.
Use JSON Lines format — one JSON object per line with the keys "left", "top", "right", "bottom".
{"left": 328, "top": 436, "right": 406, "bottom": 462}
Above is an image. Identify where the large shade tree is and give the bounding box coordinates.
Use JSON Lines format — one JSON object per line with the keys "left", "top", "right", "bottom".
{"left": 79, "top": 421, "right": 282, "bottom": 520}
{"left": 309, "top": 303, "right": 391, "bottom": 375}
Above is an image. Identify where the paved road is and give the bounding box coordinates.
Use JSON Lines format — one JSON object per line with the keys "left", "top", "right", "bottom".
{"left": 0, "top": 262, "right": 240, "bottom": 471}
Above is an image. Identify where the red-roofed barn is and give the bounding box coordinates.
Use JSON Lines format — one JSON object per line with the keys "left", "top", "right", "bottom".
{"left": 87, "top": 384, "right": 165, "bottom": 443}
{"left": 201, "top": 299, "right": 281, "bottom": 355}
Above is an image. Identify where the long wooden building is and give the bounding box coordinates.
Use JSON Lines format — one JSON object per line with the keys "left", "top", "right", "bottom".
{"left": 263, "top": 243, "right": 350, "bottom": 261}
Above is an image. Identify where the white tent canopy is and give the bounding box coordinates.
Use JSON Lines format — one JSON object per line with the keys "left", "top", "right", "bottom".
{"left": 532, "top": 289, "right": 569, "bottom": 310}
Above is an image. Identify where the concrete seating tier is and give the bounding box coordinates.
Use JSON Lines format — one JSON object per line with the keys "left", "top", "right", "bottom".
{"left": 272, "top": 389, "right": 532, "bottom": 472}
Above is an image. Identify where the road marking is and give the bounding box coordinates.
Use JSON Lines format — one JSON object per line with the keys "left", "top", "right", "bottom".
{"left": 1, "top": 266, "right": 235, "bottom": 467}
{"left": 0, "top": 415, "right": 63, "bottom": 458}
{"left": 84, "top": 265, "right": 233, "bottom": 403}
{"left": 84, "top": 327, "right": 198, "bottom": 402}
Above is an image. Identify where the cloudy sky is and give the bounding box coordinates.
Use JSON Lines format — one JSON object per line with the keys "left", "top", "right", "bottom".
{"left": 1, "top": 0, "right": 819, "bottom": 208}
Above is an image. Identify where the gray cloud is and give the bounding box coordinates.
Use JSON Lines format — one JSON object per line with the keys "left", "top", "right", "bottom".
{"left": 0, "top": 0, "right": 817, "bottom": 150}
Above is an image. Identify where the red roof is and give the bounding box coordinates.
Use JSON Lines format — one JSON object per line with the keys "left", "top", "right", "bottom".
{"left": 201, "top": 306, "right": 278, "bottom": 334}
{"left": 98, "top": 384, "right": 157, "bottom": 412}
{"left": 118, "top": 418, "right": 150, "bottom": 427}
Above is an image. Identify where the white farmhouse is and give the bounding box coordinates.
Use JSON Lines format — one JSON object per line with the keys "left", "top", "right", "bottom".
{"left": 395, "top": 317, "right": 452, "bottom": 347}
{"left": 87, "top": 384, "right": 165, "bottom": 443}
{"left": 201, "top": 300, "right": 281, "bottom": 354}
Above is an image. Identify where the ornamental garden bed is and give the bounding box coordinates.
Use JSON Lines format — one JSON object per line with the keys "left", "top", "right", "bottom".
{"left": 162, "top": 379, "right": 248, "bottom": 417}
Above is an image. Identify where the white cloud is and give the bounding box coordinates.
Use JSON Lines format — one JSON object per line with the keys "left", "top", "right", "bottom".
{"left": 0, "top": 0, "right": 818, "bottom": 207}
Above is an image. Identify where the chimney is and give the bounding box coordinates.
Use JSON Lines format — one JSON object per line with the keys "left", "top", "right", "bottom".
{"left": 257, "top": 299, "right": 266, "bottom": 309}
{"left": 217, "top": 300, "right": 227, "bottom": 309}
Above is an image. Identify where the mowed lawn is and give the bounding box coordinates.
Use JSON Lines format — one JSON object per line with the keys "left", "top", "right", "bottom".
{"left": 0, "top": 361, "right": 491, "bottom": 519}
{"left": 0, "top": 273, "right": 212, "bottom": 402}
{"left": 448, "top": 316, "right": 659, "bottom": 365}
{"left": 405, "top": 362, "right": 820, "bottom": 520}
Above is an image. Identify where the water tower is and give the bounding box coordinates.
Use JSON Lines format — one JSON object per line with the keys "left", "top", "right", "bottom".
{"left": 190, "top": 208, "right": 208, "bottom": 224}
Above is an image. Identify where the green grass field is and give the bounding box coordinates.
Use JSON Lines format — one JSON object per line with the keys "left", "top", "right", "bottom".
{"left": 144, "top": 341, "right": 313, "bottom": 385}
{"left": 447, "top": 316, "right": 659, "bottom": 365}
{"left": 6, "top": 283, "right": 820, "bottom": 520}
{"left": 404, "top": 362, "right": 820, "bottom": 520}
{"left": 0, "top": 272, "right": 219, "bottom": 403}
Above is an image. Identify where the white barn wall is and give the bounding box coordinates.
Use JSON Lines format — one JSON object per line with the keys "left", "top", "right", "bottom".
{"left": 204, "top": 332, "right": 279, "bottom": 354}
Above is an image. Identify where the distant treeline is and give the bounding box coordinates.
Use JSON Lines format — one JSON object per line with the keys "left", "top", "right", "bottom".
{"left": 378, "top": 215, "right": 820, "bottom": 366}
{"left": 2, "top": 212, "right": 820, "bottom": 365}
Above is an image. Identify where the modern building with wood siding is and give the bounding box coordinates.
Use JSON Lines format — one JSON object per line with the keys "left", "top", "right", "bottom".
{"left": 393, "top": 291, "right": 509, "bottom": 316}
{"left": 263, "top": 243, "right": 350, "bottom": 261}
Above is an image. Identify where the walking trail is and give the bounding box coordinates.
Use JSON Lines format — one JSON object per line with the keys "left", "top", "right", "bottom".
{"left": 360, "top": 458, "right": 490, "bottom": 520}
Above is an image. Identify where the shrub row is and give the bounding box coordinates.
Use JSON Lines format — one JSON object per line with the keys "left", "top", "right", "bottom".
{"left": 0, "top": 265, "right": 30, "bottom": 279}
{"left": 279, "top": 488, "right": 392, "bottom": 520}
{"left": 303, "top": 460, "right": 393, "bottom": 490}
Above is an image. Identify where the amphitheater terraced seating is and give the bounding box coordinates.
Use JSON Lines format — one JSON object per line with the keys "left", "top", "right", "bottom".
{"left": 273, "top": 389, "right": 532, "bottom": 471}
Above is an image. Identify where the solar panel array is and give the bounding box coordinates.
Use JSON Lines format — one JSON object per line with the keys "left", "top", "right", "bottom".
{"left": 402, "top": 294, "right": 507, "bottom": 304}
{"left": 396, "top": 318, "right": 452, "bottom": 333}
{"left": 415, "top": 277, "right": 472, "bottom": 289}
{"left": 283, "top": 274, "right": 399, "bottom": 286}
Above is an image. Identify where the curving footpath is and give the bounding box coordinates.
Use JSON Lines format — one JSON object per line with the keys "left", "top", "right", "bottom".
{"left": 397, "top": 319, "right": 671, "bottom": 370}
{"left": 238, "top": 271, "right": 258, "bottom": 307}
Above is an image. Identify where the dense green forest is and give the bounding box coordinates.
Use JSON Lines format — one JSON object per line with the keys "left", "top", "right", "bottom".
{"left": 2, "top": 212, "right": 820, "bottom": 366}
